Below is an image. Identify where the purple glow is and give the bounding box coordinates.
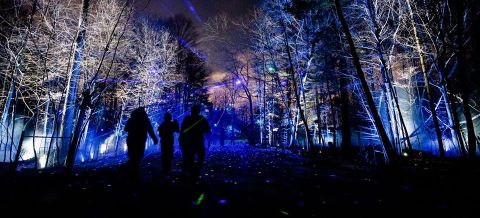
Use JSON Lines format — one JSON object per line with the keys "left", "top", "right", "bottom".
{"left": 95, "top": 79, "right": 141, "bottom": 84}
{"left": 178, "top": 38, "right": 209, "bottom": 61}
{"left": 183, "top": 0, "right": 202, "bottom": 24}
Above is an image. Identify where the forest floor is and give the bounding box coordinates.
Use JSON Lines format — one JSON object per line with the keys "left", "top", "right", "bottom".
{"left": 1, "top": 143, "right": 480, "bottom": 218}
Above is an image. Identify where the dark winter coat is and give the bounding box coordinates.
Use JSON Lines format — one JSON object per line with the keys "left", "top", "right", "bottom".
{"left": 159, "top": 120, "right": 179, "bottom": 145}
{"left": 124, "top": 109, "right": 156, "bottom": 160}
{"left": 179, "top": 115, "right": 210, "bottom": 151}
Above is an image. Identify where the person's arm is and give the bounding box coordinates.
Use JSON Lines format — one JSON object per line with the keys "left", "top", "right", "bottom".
{"left": 147, "top": 118, "right": 158, "bottom": 144}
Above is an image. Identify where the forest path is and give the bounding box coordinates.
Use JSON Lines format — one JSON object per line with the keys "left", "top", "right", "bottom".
{"left": 1, "top": 143, "right": 479, "bottom": 217}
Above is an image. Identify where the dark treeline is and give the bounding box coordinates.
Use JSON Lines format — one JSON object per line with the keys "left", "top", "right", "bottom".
{"left": 206, "top": 0, "right": 480, "bottom": 163}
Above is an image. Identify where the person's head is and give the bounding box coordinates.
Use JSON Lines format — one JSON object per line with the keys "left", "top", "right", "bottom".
{"left": 131, "top": 107, "right": 146, "bottom": 119}
{"left": 164, "top": 112, "right": 172, "bottom": 122}
{"left": 191, "top": 105, "right": 201, "bottom": 116}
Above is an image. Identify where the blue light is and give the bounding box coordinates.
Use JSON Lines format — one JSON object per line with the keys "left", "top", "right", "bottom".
{"left": 178, "top": 38, "right": 208, "bottom": 61}
{"left": 183, "top": 0, "right": 202, "bottom": 24}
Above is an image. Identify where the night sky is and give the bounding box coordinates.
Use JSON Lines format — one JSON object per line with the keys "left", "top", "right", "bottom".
{"left": 135, "top": 0, "right": 261, "bottom": 77}
{"left": 135, "top": 0, "right": 260, "bottom": 25}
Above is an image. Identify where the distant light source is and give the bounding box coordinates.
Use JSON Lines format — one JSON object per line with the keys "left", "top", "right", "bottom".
{"left": 267, "top": 63, "right": 277, "bottom": 73}
{"left": 235, "top": 80, "right": 241, "bottom": 85}
{"left": 268, "top": 66, "right": 276, "bottom": 73}
{"left": 38, "top": 155, "right": 47, "bottom": 169}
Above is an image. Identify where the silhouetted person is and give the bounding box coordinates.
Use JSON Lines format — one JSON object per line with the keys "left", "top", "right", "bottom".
{"left": 124, "top": 107, "right": 158, "bottom": 183}
{"left": 158, "top": 112, "right": 179, "bottom": 176}
{"left": 179, "top": 105, "right": 210, "bottom": 179}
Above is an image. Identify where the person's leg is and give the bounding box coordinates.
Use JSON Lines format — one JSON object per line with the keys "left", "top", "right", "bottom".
{"left": 126, "top": 147, "right": 139, "bottom": 177}
{"left": 161, "top": 142, "right": 169, "bottom": 175}
{"left": 194, "top": 145, "right": 206, "bottom": 177}
{"left": 164, "top": 143, "right": 174, "bottom": 174}
{"left": 182, "top": 148, "right": 193, "bottom": 177}
{"left": 127, "top": 156, "right": 141, "bottom": 186}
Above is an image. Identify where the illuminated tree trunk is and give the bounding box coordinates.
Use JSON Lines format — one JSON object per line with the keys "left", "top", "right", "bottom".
{"left": 0, "top": 80, "right": 14, "bottom": 145}
{"left": 65, "top": 91, "right": 91, "bottom": 171}
{"left": 366, "top": 0, "right": 412, "bottom": 151}
{"left": 247, "top": 90, "right": 255, "bottom": 146}
{"left": 405, "top": 0, "right": 444, "bottom": 158}
{"left": 334, "top": 0, "right": 397, "bottom": 162}
{"left": 263, "top": 70, "right": 269, "bottom": 145}
{"left": 32, "top": 110, "right": 40, "bottom": 169}
{"left": 436, "top": 1, "right": 465, "bottom": 154}
{"left": 9, "top": 90, "right": 18, "bottom": 162}
{"left": 281, "top": 22, "right": 315, "bottom": 155}
{"left": 327, "top": 80, "right": 337, "bottom": 150}
{"left": 339, "top": 75, "right": 351, "bottom": 158}
{"left": 12, "top": 130, "right": 25, "bottom": 171}
{"left": 299, "top": 72, "right": 311, "bottom": 150}
{"left": 315, "top": 87, "right": 325, "bottom": 148}
{"left": 2, "top": 0, "right": 38, "bottom": 162}
{"left": 114, "top": 102, "right": 125, "bottom": 155}
{"left": 60, "top": 0, "right": 90, "bottom": 162}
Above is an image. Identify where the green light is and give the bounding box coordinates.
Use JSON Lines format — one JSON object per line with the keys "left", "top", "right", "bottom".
{"left": 195, "top": 193, "right": 205, "bottom": 206}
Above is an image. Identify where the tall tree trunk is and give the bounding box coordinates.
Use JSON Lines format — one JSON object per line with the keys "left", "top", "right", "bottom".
{"left": 405, "top": 0, "right": 445, "bottom": 158}
{"left": 366, "top": 0, "right": 413, "bottom": 152}
{"left": 65, "top": 91, "right": 91, "bottom": 171}
{"left": 315, "top": 87, "right": 325, "bottom": 148}
{"left": 334, "top": 0, "right": 397, "bottom": 162}
{"left": 455, "top": 0, "right": 477, "bottom": 159}
{"left": 282, "top": 25, "right": 315, "bottom": 154}
{"left": 12, "top": 130, "right": 25, "bottom": 171}
{"left": 247, "top": 92, "right": 256, "bottom": 146}
{"left": 114, "top": 102, "right": 125, "bottom": 155}
{"left": 327, "top": 80, "right": 337, "bottom": 150}
{"left": 339, "top": 75, "right": 352, "bottom": 158}
{"left": 9, "top": 89, "right": 18, "bottom": 162}
{"left": 60, "top": 0, "right": 90, "bottom": 162}
{"left": 433, "top": 1, "right": 465, "bottom": 156}
{"left": 1, "top": 80, "right": 14, "bottom": 146}
{"left": 2, "top": 0, "right": 38, "bottom": 162}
